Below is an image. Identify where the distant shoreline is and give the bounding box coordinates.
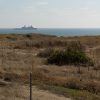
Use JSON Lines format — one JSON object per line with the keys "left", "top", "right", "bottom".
{"left": 0, "top": 33, "right": 100, "bottom": 39}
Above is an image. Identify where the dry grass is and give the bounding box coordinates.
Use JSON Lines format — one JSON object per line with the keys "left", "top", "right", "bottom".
{"left": 0, "top": 34, "right": 100, "bottom": 100}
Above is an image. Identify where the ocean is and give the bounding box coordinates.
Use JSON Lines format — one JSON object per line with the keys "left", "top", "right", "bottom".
{"left": 0, "top": 28, "right": 100, "bottom": 37}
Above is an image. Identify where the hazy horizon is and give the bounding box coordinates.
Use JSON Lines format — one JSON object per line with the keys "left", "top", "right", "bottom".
{"left": 0, "top": 0, "right": 100, "bottom": 28}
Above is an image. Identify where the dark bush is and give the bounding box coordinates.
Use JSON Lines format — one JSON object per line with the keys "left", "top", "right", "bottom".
{"left": 47, "top": 41, "right": 94, "bottom": 66}
{"left": 25, "top": 34, "right": 32, "bottom": 39}
{"left": 48, "top": 50, "right": 93, "bottom": 66}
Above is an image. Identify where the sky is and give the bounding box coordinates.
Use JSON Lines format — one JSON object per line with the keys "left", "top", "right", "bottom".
{"left": 0, "top": 0, "right": 100, "bottom": 28}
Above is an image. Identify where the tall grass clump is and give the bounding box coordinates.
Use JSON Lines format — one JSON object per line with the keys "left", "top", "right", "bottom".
{"left": 38, "top": 48, "right": 54, "bottom": 57}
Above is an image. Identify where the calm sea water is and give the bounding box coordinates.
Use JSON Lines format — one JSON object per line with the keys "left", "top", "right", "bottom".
{"left": 0, "top": 28, "right": 100, "bottom": 36}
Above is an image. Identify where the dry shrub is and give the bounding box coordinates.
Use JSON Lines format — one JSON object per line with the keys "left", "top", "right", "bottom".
{"left": 6, "top": 36, "right": 17, "bottom": 41}
{"left": 95, "top": 48, "right": 100, "bottom": 56}
{"left": 93, "top": 66, "right": 100, "bottom": 70}
{"left": 37, "top": 48, "right": 54, "bottom": 58}
{"left": 66, "top": 41, "right": 85, "bottom": 52}
{"left": 31, "top": 68, "right": 100, "bottom": 94}
{"left": 65, "top": 77, "right": 83, "bottom": 90}
{"left": 0, "top": 80, "right": 10, "bottom": 86}
{"left": 31, "top": 68, "right": 67, "bottom": 85}
{"left": 3, "top": 72, "right": 21, "bottom": 82}
{"left": 64, "top": 78, "right": 100, "bottom": 94}
{"left": 43, "top": 76, "right": 67, "bottom": 86}
{"left": 6, "top": 51, "right": 19, "bottom": 61}
{"left": 0, "top": 67, "right": 4, "bottom": 79}
{"left": 47, "top": 40, "right": 68, "bottom": 47}
{"left": 84, "top": 81, "right": 100, "bottom": 94}
{"left": 62, "top": 77, "right": 100, "bottom": 94}
{"left": 14, "top": 41, "right": 43, "bottom": 49}
{"left": 13, "top": 39, "right": 68, "bottom": 49}
{"left": 32, "top": 69, "right": 46, "bottom": 80}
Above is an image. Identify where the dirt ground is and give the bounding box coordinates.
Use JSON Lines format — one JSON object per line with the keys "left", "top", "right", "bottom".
{"left": 0, "top": 82, "right": 71, "bottom": 100}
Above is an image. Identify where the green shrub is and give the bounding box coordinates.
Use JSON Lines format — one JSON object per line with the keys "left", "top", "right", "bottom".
{"left": 47, "top": 49, "right": 94, "bottom": 66}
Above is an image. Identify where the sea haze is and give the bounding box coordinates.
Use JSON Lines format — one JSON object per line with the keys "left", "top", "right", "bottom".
{"left": 0, "top": 28, "right": 100, "bottom": 36}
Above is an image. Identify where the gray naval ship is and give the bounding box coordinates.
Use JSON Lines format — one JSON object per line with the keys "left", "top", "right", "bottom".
{"left": 14, "top": 25, "right": 37, "bottom": 30}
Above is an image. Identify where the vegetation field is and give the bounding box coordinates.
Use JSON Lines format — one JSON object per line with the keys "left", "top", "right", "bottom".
{"left": 0, "top": 34, "right": 100, "bottom": 100}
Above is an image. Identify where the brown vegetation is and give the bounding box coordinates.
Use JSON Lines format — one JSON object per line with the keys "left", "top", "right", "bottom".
{"left": 0, "top": 34, "right": 100, "bottom": 100}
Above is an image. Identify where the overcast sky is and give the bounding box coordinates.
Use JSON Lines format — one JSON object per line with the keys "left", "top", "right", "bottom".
{"left": 0, "top": 0, "right": 100, "bottom": 28}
